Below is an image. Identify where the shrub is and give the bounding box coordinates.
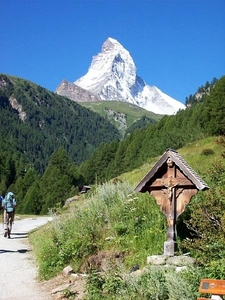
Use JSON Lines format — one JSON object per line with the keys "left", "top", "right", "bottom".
{"left": 200, "top": 148, "right": 214, "bottom": 155}
{"left": 84, "top": 265, "right": 201, "bottom": 300}
{"left": 181, "top": 161, "right": 225, "bottom": 277}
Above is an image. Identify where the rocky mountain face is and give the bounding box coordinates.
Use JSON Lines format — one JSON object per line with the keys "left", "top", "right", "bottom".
{"left": 56, "top": 79, "right": 101, "bottom": 102}
{"left": 56, "top": 37, "right": 186, "bottom": 115}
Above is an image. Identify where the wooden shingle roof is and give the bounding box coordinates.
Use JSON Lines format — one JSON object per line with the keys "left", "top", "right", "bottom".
{"left": 135, "top": 148, "right": 209, "bottom": 192}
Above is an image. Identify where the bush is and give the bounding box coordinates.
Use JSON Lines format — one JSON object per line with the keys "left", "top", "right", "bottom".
{"left": 84, "top": 265, "right": 202, "bottom": 300}
{"left": 200, "top": 148, "right": 214, "bottom": 155}
{"left": 181, "top": 161, "right": 225, "bottom": 277}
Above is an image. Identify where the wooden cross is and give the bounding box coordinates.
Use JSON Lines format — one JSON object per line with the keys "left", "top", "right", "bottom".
{"left": 150, "top": 158, "right": 198, "bottom": 245}
{"left": 135, "top": 149, "right": 209, "bottom": 256}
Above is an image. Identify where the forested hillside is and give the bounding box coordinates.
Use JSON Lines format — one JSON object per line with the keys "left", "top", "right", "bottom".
{"left": 0, "top": 74, "right": 224, "bottom": 215}
{"left": 0, "top": 74, "right": 120, "bottom": 172}
{"left": 185, "top": 77, "right": 218, "bottom": 106}
{"left": 79, "top": 76, "right": 225, "bottom": 183}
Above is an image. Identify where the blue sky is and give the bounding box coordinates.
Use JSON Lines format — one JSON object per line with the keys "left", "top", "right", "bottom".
{"left": 1, "top": 0, "right": 225, "bottom": 104}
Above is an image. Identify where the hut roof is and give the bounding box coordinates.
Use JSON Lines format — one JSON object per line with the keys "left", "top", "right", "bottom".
{"left": 135, "top": 148, "right": 209, "bottom": 192}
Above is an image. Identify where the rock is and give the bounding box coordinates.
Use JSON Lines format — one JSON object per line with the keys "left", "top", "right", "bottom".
{"left": 51, "top": 283, "right": 71, "bottom": 294}
{"left": 147, "top": 255, "right": 169, "bottom": 265}
{"left": 80, "top": 250, "right": 124, "bottom": 273}
{"left": 146, "top": 255, "right": 195, "bottom": 267}
{"left": 62, "top": 265, "right": 74, "bottom": 276}
{"left": 64, "top": 196, "right": 80, "bottom": 206}
{"left": 167, "top": 255, "right": 195, "bottom": 266}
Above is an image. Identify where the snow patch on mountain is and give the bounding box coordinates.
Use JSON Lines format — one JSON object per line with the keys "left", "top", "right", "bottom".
{"left": 57, "top": 37, "right": 186, "bottom": 115}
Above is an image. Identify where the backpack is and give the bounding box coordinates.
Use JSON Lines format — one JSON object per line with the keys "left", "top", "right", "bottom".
{"left": 4, "top": 192, "right": 16, "bottom": 213}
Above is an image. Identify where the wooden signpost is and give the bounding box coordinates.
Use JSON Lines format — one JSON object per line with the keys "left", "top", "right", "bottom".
{"left": 135, "top": 149, "right": 209, "bottom": 256}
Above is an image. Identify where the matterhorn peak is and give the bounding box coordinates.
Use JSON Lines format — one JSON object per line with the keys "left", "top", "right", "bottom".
{"left": 101, "top": 37, "right": 124, "bottom": 53}
{"left": 56, "top": 37, "right": 186, "bottom": 115}
{"left": 74, "top": 37, "right": 137, "bottom": 102}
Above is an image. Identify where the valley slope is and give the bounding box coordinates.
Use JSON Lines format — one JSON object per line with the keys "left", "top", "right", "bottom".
{"left": 0, "top": 74, "right": 120, "bottom": 172}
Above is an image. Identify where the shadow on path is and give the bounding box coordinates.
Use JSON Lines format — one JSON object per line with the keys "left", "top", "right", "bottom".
{"left": 9, "top": 235, "right": 28, "bottom": 239}
{"left": 1, "top": 232, "right": 29, "bottom": 239}
{"left": 11, "top": 232, "right": 29, "bottom": 239}
{"left": 11, "top": 232, "right": 29, "bottom": 235}
{"left": 0, "top": 248, "right": 31, "bottom": 254}
{"left": 0, "top": 230, "right": 30, "bottom": 253}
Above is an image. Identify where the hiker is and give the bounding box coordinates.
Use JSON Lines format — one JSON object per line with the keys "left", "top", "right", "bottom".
{"left": 2, "top": 192, "right": 17, "bottom": 238}
{"left": 0, "top": 195, "right": 3, "bottom": 209}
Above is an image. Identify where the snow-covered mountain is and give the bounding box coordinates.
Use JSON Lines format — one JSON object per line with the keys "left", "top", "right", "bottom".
{"left": 56, "top": 37, "right": 186, "bottom": 115}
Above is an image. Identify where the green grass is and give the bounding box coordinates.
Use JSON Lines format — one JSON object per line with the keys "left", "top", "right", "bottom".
{"left": 119, "top": 136, "right": 223, "bottom": 187}
{"left": 81, "top": 100, "right": 161, "bottom": 121}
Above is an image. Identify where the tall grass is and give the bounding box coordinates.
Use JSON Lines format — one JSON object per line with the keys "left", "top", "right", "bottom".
{"left": 30, "top": 181, "right": 167, "bottom": 279}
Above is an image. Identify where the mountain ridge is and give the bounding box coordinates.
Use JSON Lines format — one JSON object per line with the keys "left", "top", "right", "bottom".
{"left": 56, "top": 79, "right": 101, "bottom": 102}
{"left": 56, "top": 37, "right": 186, "bottom": 115}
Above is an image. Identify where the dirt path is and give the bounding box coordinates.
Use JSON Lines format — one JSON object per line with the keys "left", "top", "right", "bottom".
{"left": 0, "top": 216, "right": 53, "bottom": 300}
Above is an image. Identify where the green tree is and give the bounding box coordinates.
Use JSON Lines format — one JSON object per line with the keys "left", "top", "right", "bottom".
{"left": 204, "top": 76, "right": 225, "bottom": 135}
{"left": 14, "top": 168, "right": 40, "bottom": 213}
{"left": 38, "top": 147, "right": 83, "bottom": 214}
{"left": 181, "top": 159, "right": 225, "bottom": 277}
{"left": 22, "top": 181, "right": 42, "bottom": 214}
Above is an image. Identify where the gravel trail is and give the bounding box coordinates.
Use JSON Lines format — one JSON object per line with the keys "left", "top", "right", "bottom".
{"left": 0, "top": 216, "right": 53, "bottom": 300}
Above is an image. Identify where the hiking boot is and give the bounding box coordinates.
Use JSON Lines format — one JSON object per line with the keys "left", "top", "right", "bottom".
{"left": 4, "top": 231, "right": 7, "bottom": 238}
